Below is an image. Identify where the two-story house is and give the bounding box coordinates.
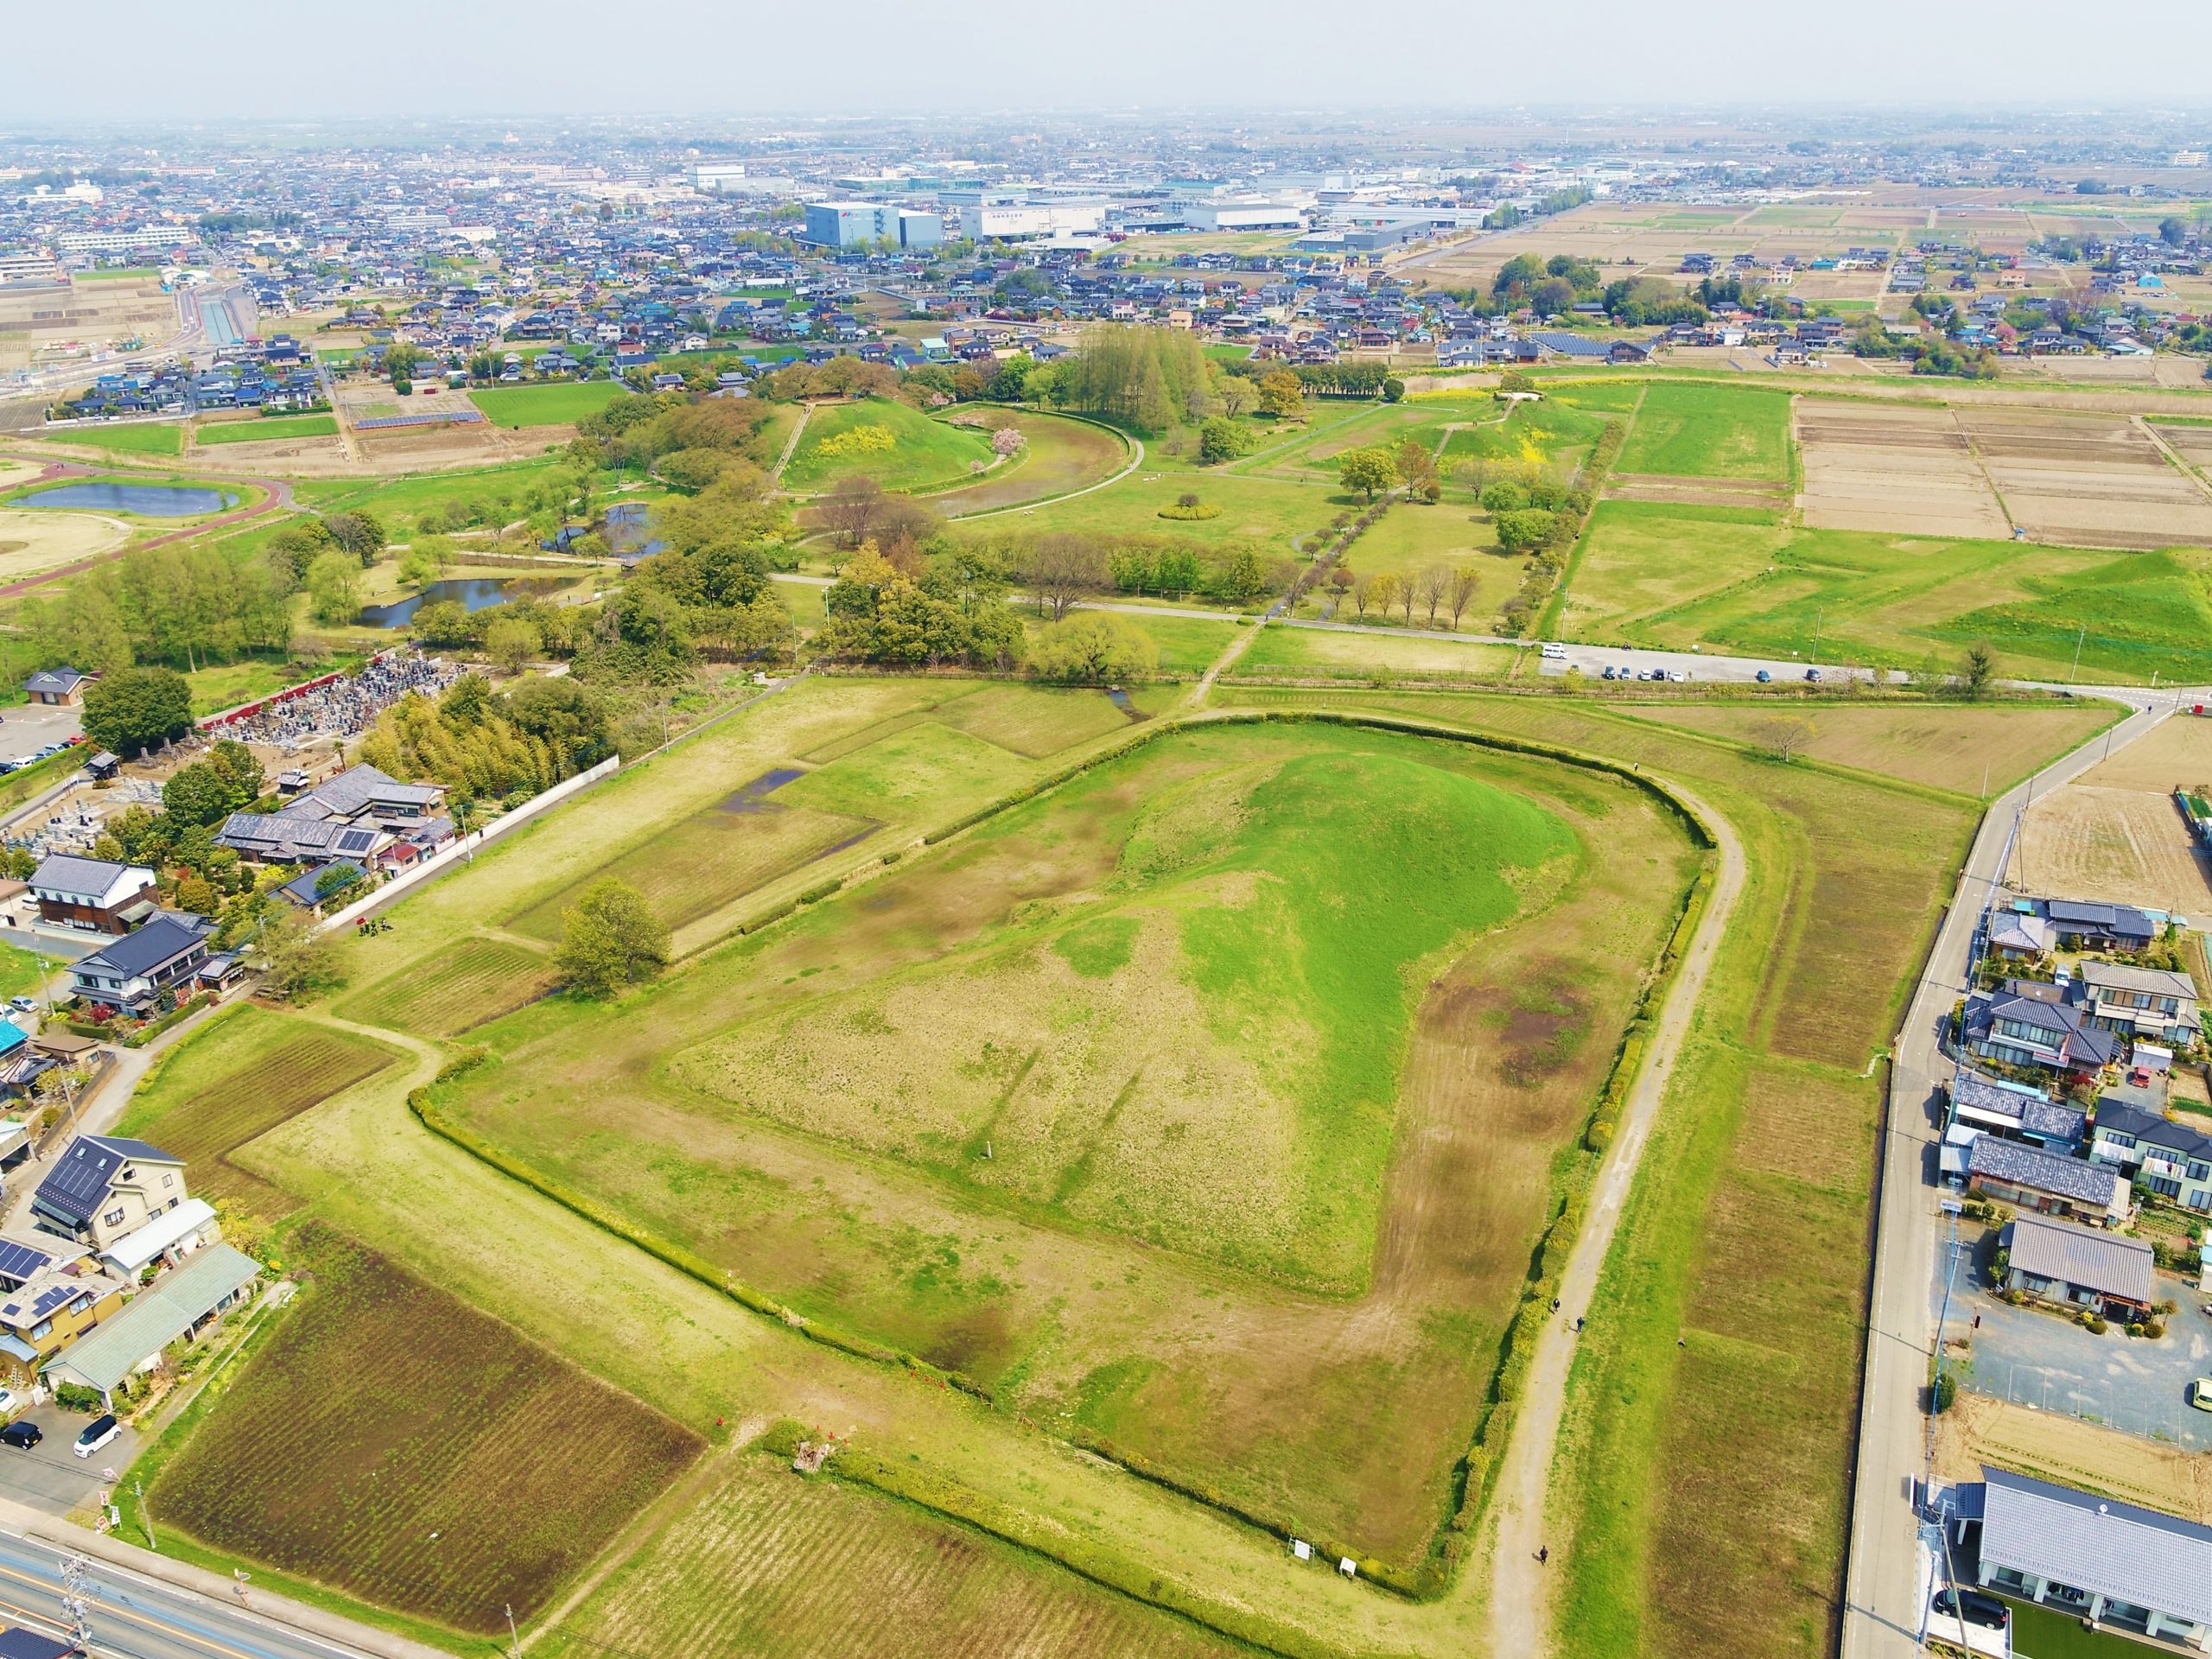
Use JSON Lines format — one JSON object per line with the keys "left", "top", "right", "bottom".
{"left": 0, "top": 1234, "right": 127, "bottom": 1392}
{"left": 1966, "top": 1133, "right": 2130, "bottom": 1224}
{"left": 1967, "top": 985, "right": 2120, "bottom": 1080}
{"left": 29, "top": 855, "right": 157, "bottom": 935}
{"left": 2090, "top": 1101, "right": 2212, "bottom": 1211}
{"left": 68, "top": 914, "right": 212, "bottom": 1015}
{"left": 29, "top": 1135, "right": 189, "bottom": 1250}
{"left": 2077, "top": 962, "right": 2201, "bottom": 1052}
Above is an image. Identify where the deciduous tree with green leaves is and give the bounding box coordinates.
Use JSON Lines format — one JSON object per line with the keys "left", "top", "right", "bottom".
{"left": 556, "top": 878, "right": 671, "bottom": 996}
{"left": 82, "top": 666, "right": 192, "bottom": 759}
{"left": 1338, "top": 446, "right": 1401, "bottom": 502}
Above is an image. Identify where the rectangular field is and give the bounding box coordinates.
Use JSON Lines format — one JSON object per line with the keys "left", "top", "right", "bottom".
{"left": 507, "top": 791, "right": 876, "bottom": 943}
{"left": 536, "top": 1449, "right": 1243, "bottom": 1659}
{"left": 150, "top": 1227, "right": 704, "bottom": 1634}
{"left": 340, "top": 938, "right": 555, "bottom": 1036}
{"left": 1613, "top": 382, "right": 1791, "bottom": 480}
{"left": 1957, "top": 410, "right": 2212, "bottom": 550}
{"left": 2012, "top": 712, "right": 2212, "bottom": 912}
{"left": 469, "top": 382, "right": 629, "bottom": 429}
{"left": 115, "top": 1007, "right": 395, "bottom": 1215}
{"left": 64, "top": 423, "right": 184, "bottom": 457}
{"left": 1230, "top": 624, "right": 1518, "bottom": 680}
{"left": 1628, "top": 702, "right": 2112, "bottom": 794}
{"left": 1795, "top": 401, "right": 2010, "bottom": 538}
{"left": 198, "top": 414, "right": 339, "bottom": 445}
{"left": 927, "top": 683, "right": 1138, "bottom": 757}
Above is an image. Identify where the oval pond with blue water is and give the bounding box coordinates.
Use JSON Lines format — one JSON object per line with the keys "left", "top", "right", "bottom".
{"left": 23, "top": 482, "right": 238, "bottom": 516}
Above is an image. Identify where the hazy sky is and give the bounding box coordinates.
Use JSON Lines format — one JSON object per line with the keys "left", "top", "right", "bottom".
{"left": 11, "top": 1, "right": 2212, "bottom": 123}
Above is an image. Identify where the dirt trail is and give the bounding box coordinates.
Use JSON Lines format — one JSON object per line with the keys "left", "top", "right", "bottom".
{"left": 770, "top": 402, "right": 815, "bottom": 484}
{"left": 1488, "top": 779, "right": 1746, "bottom": 1658}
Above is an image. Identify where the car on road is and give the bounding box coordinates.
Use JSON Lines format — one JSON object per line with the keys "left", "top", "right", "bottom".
{"left": 1932, "top": 1587, "right": 2011, "bottom": 1631}
{"left": 1756, "top": 670, "right": 1772, "bottom": 683}
{"left": 1601, "top": 666, "right": 1618, "bottom": 680}
{"left": 1, "top": 1421, "right": 41, "bottom": 1451}
{"left": 1540, "top": 642, "right": 1568, "bottom": 661}
{"left": 73, "top": 1414, "right": 118, "bottom": 1458}
{"left": 1805, "top": 668, "right": 1823, "bottom": 683}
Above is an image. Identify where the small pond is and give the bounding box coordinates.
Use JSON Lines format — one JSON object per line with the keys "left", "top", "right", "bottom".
{"left": 23, "top": 482, "right": 237, "bottom": 516}
{"left": 359, "top": 575, "right": 571, "bottom": 629}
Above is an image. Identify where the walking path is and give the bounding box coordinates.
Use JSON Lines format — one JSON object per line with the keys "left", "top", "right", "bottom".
{"left": 0, "top": 454, "right": 296, "bottom": 597}
{"left": 1489, "top": 779, "right": 1747, "bottom": 1657}
{"left": 768, "top": 403, "right": 814, "bottom": 484}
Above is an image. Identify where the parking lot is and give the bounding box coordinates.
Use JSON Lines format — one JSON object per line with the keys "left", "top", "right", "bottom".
{"left": 1940, "top": 1226, "right": 2212, "bottom": 1448}
{"left": 0, "top": 702, "right": 83, "bottom": 766}
{"left": 0, "top": 1406, "right": 137, "bottom": 1516}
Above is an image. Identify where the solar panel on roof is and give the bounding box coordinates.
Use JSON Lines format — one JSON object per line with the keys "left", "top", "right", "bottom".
{"left": 0, "top": 1241, "right": 52, "bottom": 1285}
{"left": 337, "top": 829, "right": 377, "bottom": 853}
{"left": 29, "top": 1286, "right": 73, "bottom": 1319}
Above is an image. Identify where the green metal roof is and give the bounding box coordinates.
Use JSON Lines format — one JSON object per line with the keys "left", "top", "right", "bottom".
{"left": 42, "top": 1243, "right": 259, "bottom": 1394}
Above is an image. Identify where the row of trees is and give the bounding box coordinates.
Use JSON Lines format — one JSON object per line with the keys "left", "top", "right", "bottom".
{"left": 1335, "top": 563, "right": 1487, "bottom": 630}
{"left": 358, "top": 672, "right": 613, "bottom": 801}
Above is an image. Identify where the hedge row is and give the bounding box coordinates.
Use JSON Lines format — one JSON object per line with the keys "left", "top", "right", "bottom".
{"left": 121, "top": 994, "right": 213, "bottom": 1049}
{"left": 407, "top": 1087, "right": 994, "bottom": 1401}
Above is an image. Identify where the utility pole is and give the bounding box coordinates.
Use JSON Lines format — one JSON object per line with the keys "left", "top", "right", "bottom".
{"left": 60, "top": 1552, "right": 92, "bottom": 1654}
{"left": 1926, "top": 1206, "right": 1962, "bottom": 1485}
{"left": 2069, "top": 621, "right": 2086, "bottom": 683}
{"left": 136, "top": 1479, "right": 153, "bottom": 1549}
{"left": 1812, "top": 605, "right": 1823, "bottom": 664}
{"left": 506, "top": 1603, "right": 521, "bottom": 1659}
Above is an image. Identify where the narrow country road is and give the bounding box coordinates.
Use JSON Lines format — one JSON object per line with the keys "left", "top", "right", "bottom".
{"left": 1489, "top": 777, "right": 1747, "bottom": 1657}
{"left": 1842, "top": 688, "right": 2193, "bottom": 1659}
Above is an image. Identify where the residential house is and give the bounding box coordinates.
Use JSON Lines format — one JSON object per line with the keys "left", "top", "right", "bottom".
{"left": 1987, "top": 908, "right": 2053, "bottom": 961}
{"left": 1966, "top": 1134, "right": 2129, "bottom": 1223}
{"left": 29, "top": 855, "right": 157, "bottom": 935}
{"left": 2048, "top": 899, "right": 2158, "bottom": 953}
{"left": 1999, "top": 1213, "right": 2156, "bottom": 1319}
{"left": 97, "top": 1198, "right": 222, "bottom": 1281}
{"left": 1948, "top": 1070, "right": 2085, "bottom": 1150}
{"left": 66, "top": 915, "right": 212, "bottom": 1015}
{"left": 1951, "top": 1465, "right": 2212, "bottom": 1649}
{"left": 0, "top": 1236, "right": 127, "bottom": 1393}
{"left": 1966, "top": 984, "right": 2120, "bottom": 1079}
{"left": 31, "top": 1135, "right": 190, "bottom": 1250}
{"left": 22, "top": 668, "right": 92, "bottom": 707}
{"left": 2090, "top": 1101, "right": 2212, "bottom": 1211}
{"left": 40, "top": 1243, "right": 260, "bottom": 1407}
{"left": 2077, "top": 961, "right": 2200, "bottom": 1050}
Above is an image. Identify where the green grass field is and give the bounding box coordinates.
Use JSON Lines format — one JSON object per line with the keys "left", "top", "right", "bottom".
{"left": 469, "top": 382, "right": 629, "bottom": 429}
{"left": 150, "top": 1224, "right": 702, "bottom": 1635}
{"left": 783, "top": 398, "right": 997, "bottom": 493}
{"left": 1046, "top": 609, "right": 1238, "bottom": 675}
{"left": 57, "top": 423, "right": 184, "bottom": 457}
{"left": 196, "top": 414, "right": 338, "bottom": 445}
{"left": 1015, "top": 467, "right": 1327, "bottom": 553}
{"left": 1231, "top": 624, "right": 1518, "bottom": 681}
{"left": 1560, "top": 499, "right": 2212, "bottom": 683}
{"left": 1613, "top": 382, "right": 1791, "bottom": 479}
{"left": 295, "top": 454, "right": 563, "bottom": 520}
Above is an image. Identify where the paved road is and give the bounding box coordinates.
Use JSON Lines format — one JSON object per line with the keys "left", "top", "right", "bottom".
{"left": 1493, "top": 779, "right": 1747, "bottom": 1656}
{"left": 1843, "top": 689, "right": 2193, "bottom": 1659}
{"left": 0, "top": 1525, "right": 385, "bottom": 1659}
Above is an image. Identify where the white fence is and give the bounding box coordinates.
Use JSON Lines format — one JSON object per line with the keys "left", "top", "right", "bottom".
{"left": 315, "top": 755, "right": 620, "bottom": 935}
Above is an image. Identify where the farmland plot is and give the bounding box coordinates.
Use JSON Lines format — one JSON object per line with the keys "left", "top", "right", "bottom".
{"left": 340, "top": 938, "right": 555, "bottom": 1037}
{"left": 1796, "top": 401, "right": 2011, "bottom": 538}
{"left": 2012, "top": 711, "right": 2212, "bottom": 912}
{"left": 152, "top": 1227, "right": 703, "bottom": 1635}
{"left": 116, "top": 1008, "right": 395, "bottom": 1215}
{"left": 1612, "top": 382, "right": 1791, "bottom": 480}
{"left": 537, "top": 1450, "right": 1245, "bottom": 1659}
{"left": 1957, "top": 410, "right": 2212, "bottom": 550}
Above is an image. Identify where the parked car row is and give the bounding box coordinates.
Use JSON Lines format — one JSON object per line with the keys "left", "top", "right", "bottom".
{"left": 0, "top": 1413, "right": 118, "bottom": 1457}
{"left": 1602, "top": 666, "right": 1693, "bottom": 683}
{"left": 0, "top": 735, "right": 86, "bottom": 776}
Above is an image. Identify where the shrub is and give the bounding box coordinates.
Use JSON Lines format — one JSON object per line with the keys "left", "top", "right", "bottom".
{"left": 2145, "top": 1319, "right": 2168, "bottom": 1339}
{"left": 1933, "top": 1370, "right": 1957, "bottom": 1414}
{"left": 2088, "top": 1316, "right": 2109, "bottom": 1334}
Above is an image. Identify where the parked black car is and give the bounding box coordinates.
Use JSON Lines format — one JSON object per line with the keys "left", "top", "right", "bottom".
{"left": 1933, "top": 1587, "right": 2011, "bottom": 1631}
{"left": 0, "top": 1421, "right": 41, "bottom": 1450}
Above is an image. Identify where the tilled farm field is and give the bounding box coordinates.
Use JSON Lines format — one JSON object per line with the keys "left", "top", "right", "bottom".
{"left": 1796, "top": 401, "right": 2011, "bottom": 538}
{"left": 152, "top": 1226, "right": 704, "bottom": 1635}
{"left": 1955, "top": 410, "right": 2212, "bottom": 550}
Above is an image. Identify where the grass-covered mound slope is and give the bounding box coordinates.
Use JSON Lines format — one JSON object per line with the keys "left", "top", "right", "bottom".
{"left": 674, "top": 737, "right": 1574, "bottom": 1288}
